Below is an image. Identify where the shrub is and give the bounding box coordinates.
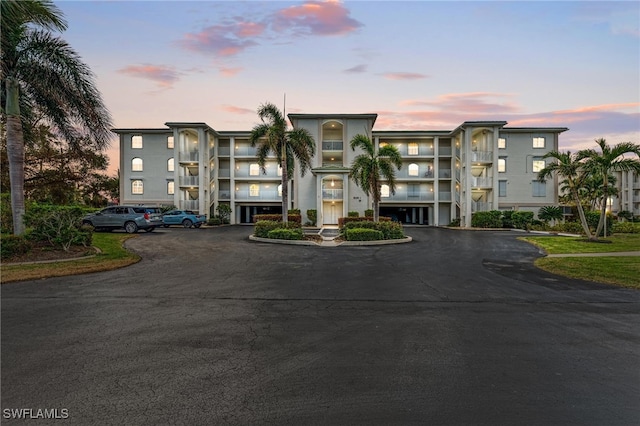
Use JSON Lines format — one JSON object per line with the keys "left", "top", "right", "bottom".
{"left": 617, "top": 210, "right": 633, "bottom": 221}
{"left": 343, "top": 221, "right": 404, "bottom": 239}
{"left": 538, "top": 205, "right": 563, "bottom": 224}
{"left": 267, "top": 228, "right": 303, "bottom": 240}
{"left": 288, "top": 209, "right": 301, "bottom": 215}
{"left": 1, "top": 234, "right": 32, "bottom": 260}
{"left": 585, "top": 211, "right": 613, "bottom": 236}
{"left": 471, "top": 210, "right": 503, "bottom": 228}
{"left": 511, "top": 211, "right": 534, "bottom": 230}
{"left": 24, "top": 205, "right": 92, "bottom": 251}
{"left": 345, "top": 228, "right": 384, "bottom": 241}
{"left": 348, "top": 211, "right": 359, "bottom": 217}
{"left": 364, "top": 209, "right": 374, "bottom": 217}
{"left": 254, "top": 220, "right": 301, "bottom": 238}
{"left": 338, "top": 216, "right": 390, "bottom": 228}
{"left": 306, "top": 209, "right": 317, "bottom": 226}
{"left": 208, "top": 217, "right": 222, "bottom": 226}
{"left": 448, "top": 218, "right": 461, "bottom": 227}
{"left": 551, "top": 221, "right": 585, "bottom": 235}
{"left": 216, "top": 204, "right": 232, "bottom": 223}
{"left": 252, "top": 214, "right": 302, "bottom": 224}
{"left": 1, "top": 193, "right": 12, "bottom": 234}
{"left": 502, "top": 210, "right": 514, "bottom": 228}
{"left": 613, "top": 222, "right": 640, "bottom": 234}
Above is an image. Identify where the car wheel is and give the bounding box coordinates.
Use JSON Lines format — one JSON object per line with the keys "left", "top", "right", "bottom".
{"left": 182, "top": 219, "right": 193, "bottom": 228}
{"left": 124, "top": 221, "right": 139, "bottom": 234}
{"left": 144, "top": 227, "right": 155, "bottom": 233}
{"left": 163, "top": 224, "right": 170, "bottom": 228}
{"left": 194, "top": 223, "right": 202, "bottom": 228}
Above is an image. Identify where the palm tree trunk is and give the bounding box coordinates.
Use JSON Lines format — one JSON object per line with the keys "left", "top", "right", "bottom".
{"left": 571, "top": 187, "right": 593, "bottom": 240}
{"left": 372, "top": 181, "right": 379, "bottom": 222}
{"left": 594, "top": 177, "right": 608, "bottom": 238}
{"left": 5, "top": 77, "right": 26, "bottom": 235}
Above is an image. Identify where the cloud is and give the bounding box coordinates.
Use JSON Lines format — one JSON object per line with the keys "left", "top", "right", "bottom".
{"left": 382, "top": 72, "right": 429, "bottom": 81}
{"left": 221, "top": 105, "right": 255, "bottom": 115}
{"left": 574, "top": 2, "right": 640, "bottom": 38}
{"left": 179, "top": 22, "right": 263, "bottom": 57}
{"left": 118, "top": 64, "right": 181, "bottom": 88}
{"left": 274, "top": 1, "right": 363, "bottom": 36}
{"left": 344, "top": 64, "right": 367, "bottom": 74}
{"left": 402, "top": 92, "right": 520, "bottom": 114}
{"left": 218, "top": 66, "right": 243, "bottom": 77}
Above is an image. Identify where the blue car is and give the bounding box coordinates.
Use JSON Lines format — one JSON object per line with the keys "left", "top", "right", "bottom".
{"left": 162, "top": 210, "right": 207, "bottom": 228}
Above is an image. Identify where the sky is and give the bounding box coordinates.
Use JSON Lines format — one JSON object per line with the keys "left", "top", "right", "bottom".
{"left": 53, "top": 0, "right": 640, "bottom": 175}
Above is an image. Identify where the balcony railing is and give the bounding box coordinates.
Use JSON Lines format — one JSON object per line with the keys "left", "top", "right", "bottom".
{"left": 439, "top": 146, "right": 452, "bottom": 156}
{"left": 322, "top": 189, "right": 343, "bottom": 200}
{"left": 180, "top": 200, "right": 199, "bottom": 210}
{"left": 179, "top": 176, "right": 199, "bottom": 186}
{"left": 218, "top": 169, "right": 230, "bottom": 178}
{"left": 235, "top": 190, "right": 281, "bottom": 200}
{"left": 218, "top": 147, "right": 231, "bottom": 156}
{"left": 218, "top": 190, "right": 231, "bottom": 200}
{"left": 471, "top": 177, "right": 492, "bottom": 187}
{"left": 469, "top": 150, "right": 493, "bottom": 163}
{"left": 472, "top": 201, "right": 493, "bottom": 212}
{"left": 382, "top": 192, "right": 434, "bottom": 202}
{"left": 439, "top": 192, "right": 452, "bottom": 201}
{"left": 439, "top": 169, "right": 452, "bottom": 179}
{"left": 234, "top": 146, "right": 258, "bottom": 156}
{"left": 179, "top": 151, "right": 199, "bottom": 162}
{"left": 322, "top": 140, "right": 343, "bottom": 151}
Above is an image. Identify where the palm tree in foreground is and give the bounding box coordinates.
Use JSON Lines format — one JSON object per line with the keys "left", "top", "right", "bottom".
{"left": 579, "top": 139, "right": 640, "bottom": 238}
{"left": 537, "top": 150, "right": 593, "bottom": 239}
{"left": 349, "top": 134, "right": 402, "bottom": 222}
{"left": 249, "top": 102, "right": 315, "bottom": 223}
{"left": 2, "top": 0, "right": 112, "bottom": 234}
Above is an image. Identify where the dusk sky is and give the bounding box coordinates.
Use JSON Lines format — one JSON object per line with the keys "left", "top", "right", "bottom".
{"left": 54, "top": 0, "right": 639, "bottom": 175}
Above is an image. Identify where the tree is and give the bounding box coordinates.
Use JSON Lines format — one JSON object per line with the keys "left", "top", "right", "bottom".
{"left": 349, "top": 134, "right": 402, "bottom": 222}
{"left": 2, "top": 0, "right": 112, "bottom": 234}
{"left": 538, "top": 205, "right": 563, "bottom": 226}
{"left": 579, "top": 139, "right": 640, "bottom": 238}
{"left": 249, "top": 102, "right": 315, "bottom": 223}
{"left": 537, "top": 151, "right": 593, "bottom": 239}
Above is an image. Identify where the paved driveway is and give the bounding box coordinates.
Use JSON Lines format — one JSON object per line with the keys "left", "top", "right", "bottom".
{"left": 2, "top": 227, "right": 639, "bottom": 425}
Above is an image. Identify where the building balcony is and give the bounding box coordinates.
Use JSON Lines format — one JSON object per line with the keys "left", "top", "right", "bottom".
{"left": 462, "top": 150, "right": 493, "bottom": 163}
{"left": 322, "top": 140, "right": 343, "bottom": 151}
{"left": 439, "top": 192, "right": 452, "bottom": 201}
{"left": 233, "top": 169, "right": 281, "bottom": 179}
{"left": 382, "top": 192, "right": 434, "bottom": 202}
{"left": 180, "top": 200, "right": 199, "bottom": 210}
{"left": 179, "top": 151, "right": 199, "bottom": 162}
{"left": 439, "top": 146, "right": 452, "bottom": 156}
{"left": 218, "top": 190, "right": 231, "bottom": 200}
{"left": 179, "top": 176, "right": 199, "bottom": 186}
{"left": 233, "top": 146, "right": 259, "bottom": 156}
{"left": 235, "top": 190, "right": 281, "bottom": 201}
{"left": 322, "top": 189, "right": 343, "bottom": 200}
{"left": 472, "top": 201, "right": 493, "bottom": 212}
{"left": 471, "top": 177, "right": 493, "bottom": 188}
{"left": 218, "top": 169, "right": 230, "bottom": 178}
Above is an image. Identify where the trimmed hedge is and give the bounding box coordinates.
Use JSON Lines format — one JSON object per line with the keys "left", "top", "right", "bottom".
{"left": 252, "top": 214, "right": 302, "bottom": 224}
{"left": 1, "top": 234, "right": 32, "bottom": 260}
{"left": 345, "top": 228, "right": 384, "bottom": 241}
{"left": 471, "top": 210, "right": 503, "bottom": 228}
{"left": 306, "top": 209, "right": 317, "bottom": 226}
{"left": 338, "top": 216, "right": 390, "bottom": 228}
{"left": 344, "top": 221, "right": 405, "bottom": 239}
{"left": 613, "top": 222, "right": 640, "bottom": 234}
{"left": 254, "top": 220, "right": 301, "bottom": 238}
{"left": 267, "top": 228, "right": 303, "bottom": 240}
{"left": 348, "top": 211, "right": 359, "bottom": 217}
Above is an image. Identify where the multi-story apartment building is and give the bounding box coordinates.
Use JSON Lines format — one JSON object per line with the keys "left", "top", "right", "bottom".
{"left": 113, "top": 113, "right": 568, "bottom": 227}
{"left": 611, "top": 170, "right": 640, "bottom": 217}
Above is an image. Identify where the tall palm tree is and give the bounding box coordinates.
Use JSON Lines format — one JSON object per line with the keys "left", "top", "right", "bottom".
{"left": 537, "top": 150, "right": 593, "bottom": 239}
{"left": 578, "top": 139, "right": 640, "bottom": 238}
{"left": 249, "top": 102, "right": 315, "bottom": 223}
{"left": 349, "top": 134, "right": 402, "bottom": 222}
{"left": 2, "top": 0, "right": 112, "bottom": 235}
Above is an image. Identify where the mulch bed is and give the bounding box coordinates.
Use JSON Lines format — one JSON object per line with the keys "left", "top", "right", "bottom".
{"left": 3, "top": 243, "right": 96, "bottom": 264}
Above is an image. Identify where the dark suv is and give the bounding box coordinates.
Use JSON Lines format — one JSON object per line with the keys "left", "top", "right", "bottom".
{"left": 82, "top": 206, "right": 163, "bottom": 233}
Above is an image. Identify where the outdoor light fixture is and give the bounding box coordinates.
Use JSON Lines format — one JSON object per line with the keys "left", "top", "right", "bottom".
{"left": 331, "top": 180, "right": 335, "bottom": 187}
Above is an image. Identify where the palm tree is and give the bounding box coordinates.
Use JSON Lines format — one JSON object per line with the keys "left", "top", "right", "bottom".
{"left": 249, "top": 102, "right": 315, "bottom": 223}
{"left": 578, "top": 139, "right": 640, "bottom": 238}
{"left": 2, "top": 0, "right": 112, "bottom": 235}
{"left": 537, "top": 150, "right": 593, "bottom": 239}
{"left": 349, "top": 134, "right": 402, "bottom": 222}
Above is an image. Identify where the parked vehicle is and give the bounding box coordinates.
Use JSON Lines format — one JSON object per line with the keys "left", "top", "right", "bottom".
{"left": 82, "top": 206, "right": 163, "bottom": 233}
{"left": 162, "top": 210, "right": 207, "bottom": 228}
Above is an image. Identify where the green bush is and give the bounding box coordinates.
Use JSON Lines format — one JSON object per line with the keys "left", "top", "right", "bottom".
{"left": 267, "top": 228, "right": 303, "bottom": 240}
{"left": 252, "top": 214, "right": 301, "bottom": 224}
{"left": 551, "top": 221, "right": 585, "bottom": 234}
{"left": 216, "top": 204, "right": 232, "bottom": 223}
{"left": 344, "top": 221, "right": 404, "bottom": 239}
{"left": 338, "top": 216, "right": 390, "bottom": 228}
{"left": 448, "top": 218, "right": 461, "bottom": 227}
{"left": 364, "top": 209, "right": 374, "bottom": 217}
{"left": 585, "top": 211, "right": 613, "bottom": 236}
{"left": 1, "top": 234, "right": 32, "bottom": 260}
{"left": 348, "top": 211, "right": 359, "bottom": 217}
{"left": 254, "top": 220, "right": 301, "bottom": 238}
{"left": 306, "top": 209, "right": 317, "bottom": 226}
{"left": 613, "top": 222, "right": 640, "bottom": 234}
{"left": 1, "top": 193, "right": 13, "bottom": 234}
{"left": 208, "top": 217, "right": 222, "bottom": 226}
{"left": 471, "top": 210, "right": 503, "bottom": 228}
{"left": 345, "top": 228, "right": 384, "bottom": 241}
{"left": 23, "top": 205, "right": 93, "bottom": 251}
{"left": 288, "top": 209, "right": 301, "bottom": 215}
{"left": 502, "top": 210, "right": 514, "bottom": 228}
{"left": 511, "top": 211, "right": 534, "bottom": 230}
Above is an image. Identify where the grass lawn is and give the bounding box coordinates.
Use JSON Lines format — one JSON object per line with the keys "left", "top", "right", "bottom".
{"left": 1, "top": 233, "right": 140, "bottom": 284}
{"left": 521, "top": 234, "right": 640, "bottom": 289}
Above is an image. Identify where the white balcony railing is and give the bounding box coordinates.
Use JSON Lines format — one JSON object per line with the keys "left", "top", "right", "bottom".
{"left": 218, "top": 147, "right": 231, "bottom": 156}
{"left": 235, "top": 190, "right": 281, "bottom": 200}
{"left": 439, "top": 146, "right": 452, "bottom": 155}
{"left": 180, "top": 200, "right": 199, "bottom": 210}
{"left": 179, "top": 151, "right": 199, "bottom": 162}
{"left": 470, "top": 150, "right": 493, "bottom": 163}
{"left": 472, "top": 201, "right": 492, "bottom": 212}
{"left": 322, "top": 189, "right": 343, "bottom": 200}
{"left": 382, "top": 192, "right": 435, "bottom": 202}
{"left": 439, "top": 192, "right": 452, "bottom": 201}
{"left": 179, "top": 176, "right": 199, "bottom": 186}
{"left": 322, "top": 140, "right": 343, "bottom": 151}
{"left": 234, "top": 146, "right": 258, "bottom": 156}
{"left": 471, "top": 177, "right": 492, "bottom": 187}
{"left": 439, "top": 169, "right": 452, "bottom": 179}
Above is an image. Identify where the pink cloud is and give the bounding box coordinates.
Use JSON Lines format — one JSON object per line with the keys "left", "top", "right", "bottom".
{"left": 179, "top": 22, "right": 263, "bottom": 57}
{"left": 221, "top": 105, "right": 255, "bottom": 115}
{"left": 118, "top": 64, "right": 180, "bottom": 88}
{"left": 218, "top": 66, "right": 243, "bottom": 77}
{"left": 382, "top": 72, "right": 429, "bottom": 81}
{"left": 274, "top": 1, "right": 363, "bottom": 36}
{"left": 402, "top": 92, "right": 520, "bottom": 114}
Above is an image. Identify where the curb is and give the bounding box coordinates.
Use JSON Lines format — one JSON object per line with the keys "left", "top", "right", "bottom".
{"left": 249, "top": 235, "right": 412, "bottom": 247}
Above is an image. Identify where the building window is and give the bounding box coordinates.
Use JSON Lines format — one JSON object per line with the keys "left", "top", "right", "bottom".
{"left": 498, "top": 138, "right": 506, "bottom": 149}
{"left": 532, "top": 181, "right": 546, "bottom": 197}
{"left": 532, "top": 158, "right": 545, "bottom": 173}
{"left": 249, "top": 163, "right": 260, "bottom": 176}
{"left": 499, "top": 180, "right": 507, "bottom": 197}
{"left": 381, "top": 184, "right": 390, "bottom": 198}
{"left": 408, "top": 143, "right": 418, "bottom": 155}
{"left": 408, "top": 163, "right": 419, "bottom": 176}
{"left": 132, "top": 135, "right": 142, "bottom": 149}
{"left": 167, "top": 136, "right": 174, "bottom": 149}
{"left": 533, "top": 137, "right": 545, "bottom": 148}
{"left": 132, "top": 157, "right": 143, "bottom": 171}
{"left": 167, "top": 158, "right": 174, "bottom": 172}
{"left": 167, "top": 181, "right": 174, "bottom": 195}
{"left": 250, "top": 184, "right": 259, "bottom": 197}
{"left": 498, "top": 157, "right": 507, "bottom": 173}
{"left": 131, "top": 180, "right": 143, "bottom": 194}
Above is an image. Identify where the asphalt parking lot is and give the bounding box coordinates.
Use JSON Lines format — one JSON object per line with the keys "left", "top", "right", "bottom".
{"left": 2, "top": 226, "right": 639, "bottom": 425}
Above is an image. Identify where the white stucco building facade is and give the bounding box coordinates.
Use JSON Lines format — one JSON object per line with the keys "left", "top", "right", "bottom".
{"left": 113, "top": 113, "right": 569, "bottom": 227}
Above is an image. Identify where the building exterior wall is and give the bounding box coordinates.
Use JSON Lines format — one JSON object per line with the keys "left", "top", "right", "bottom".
{"left": 114, "top": 115, "right": 571, "bottom": 226}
